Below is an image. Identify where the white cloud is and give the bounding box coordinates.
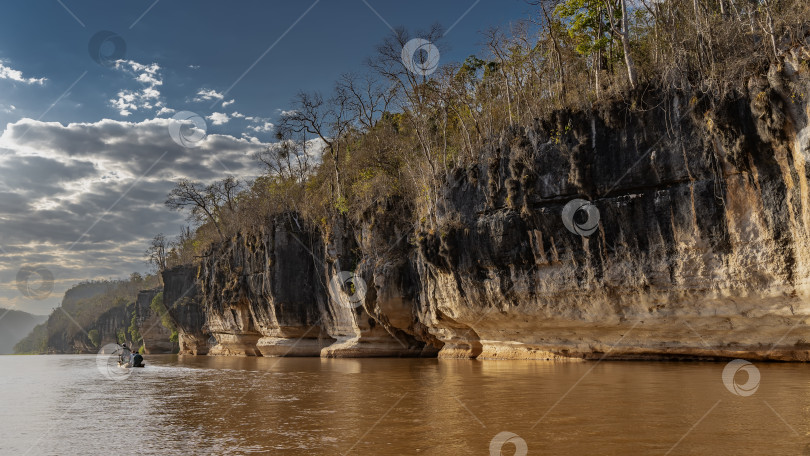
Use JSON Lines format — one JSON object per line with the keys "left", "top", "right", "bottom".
{"left": 0, "top": 116, "right": 270, "bottom": 313}
{"left": 109, "top": 60, "right": 164, "bottom": 117}
{"left": 248, "top": 121, "right": 275, "bottom": 133}
{"left": 0, "top": 60, "right": 46, "bottom": 85}
{"left": 193, "top": 89, "right": 224, "bottom": 102}
{"left": 231, "top": 111, "right": 245, "bottom": 118}
{"left": 222, "top": 99, "right": 235, "bottom": 108}
{"left": 206, "top": 112, "right": 229, "bottom": 125}
{"left": 280, "top": 110, "right": 298, "bottom": 117}
{"left": 188, "top": 64, "right": 200, "bottom": 70}
{"left": 156, "top": 107, "right": 175, "bottom": 116}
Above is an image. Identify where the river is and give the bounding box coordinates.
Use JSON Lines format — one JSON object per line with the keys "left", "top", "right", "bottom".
{"left": 0, "top": 354, "right": 807, "bottom": 455}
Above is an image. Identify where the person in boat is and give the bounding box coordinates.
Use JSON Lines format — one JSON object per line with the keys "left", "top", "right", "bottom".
{"left": 133, "top": 352, "right": 144, "bottom": 368}
{"left": 119, "top": 344, "right": 131, "bottom": 365}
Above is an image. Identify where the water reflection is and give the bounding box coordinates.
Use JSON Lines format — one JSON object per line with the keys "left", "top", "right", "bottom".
{"left": 1, "top": 355, "right": 808, "bottom": 455}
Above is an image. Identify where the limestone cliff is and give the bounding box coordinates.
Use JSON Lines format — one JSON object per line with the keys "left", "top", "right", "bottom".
{"left": 162, "top": 265, "right": 209, "bottom": 355}
{"left": 135, "top": 288, "right": 176, "bottom": 354}
{"left": 197, "top": 216, "right": 331, "bottom": 356}
{"left": 416, "top": 51, "right": 810, "bottom": 361}
{"left": 163, "top": 51, "right": 810, "bottom": 360}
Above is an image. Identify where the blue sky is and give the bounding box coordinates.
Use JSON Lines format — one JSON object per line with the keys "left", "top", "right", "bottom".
{"left": 0, "top": 1, "right": 529, "bottom": 134}
{"left": 0, "top": 0, "right": 531, "bottom": 315}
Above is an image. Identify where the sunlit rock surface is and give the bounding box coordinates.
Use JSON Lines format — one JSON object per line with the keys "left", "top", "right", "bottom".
{"left": 417, "top": 53, "right": 810, "bottom": 360}
{"left": 198, "top": 217, "right": 333, "bottom": 357}
{"left": 166, "top": 54, "right": 810, "bottom": 360}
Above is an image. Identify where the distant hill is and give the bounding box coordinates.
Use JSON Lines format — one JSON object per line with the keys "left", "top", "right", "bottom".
{"left": 0, "top": 309, "right": 48, "bottom": 354}
{"left": 14, "top": 275, "right": 161, "bottom": 354}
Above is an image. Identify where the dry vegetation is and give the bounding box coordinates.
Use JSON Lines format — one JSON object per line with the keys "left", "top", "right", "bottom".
{"left": 157, "top": 0, "right": 810, "bottom": 266}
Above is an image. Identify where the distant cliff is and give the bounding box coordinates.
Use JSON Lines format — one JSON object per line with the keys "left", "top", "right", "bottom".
{"left": 14, "top": 277, "right": 162, "bottom": 354}
{"left": 135, "top": 289, "right": 177, "bottom": 354}
{"left": 1, "top": 309, "right": 47, "bottom": 354}
{"left": 160, "top": 51, "right": 810, "bottom": 360}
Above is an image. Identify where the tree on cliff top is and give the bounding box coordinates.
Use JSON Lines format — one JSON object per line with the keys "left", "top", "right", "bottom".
{"left": 156, "top": 0, "right": 810, "bottom": 263}
{"left": 165, "top": 177, "right": 243, "bottom": 242}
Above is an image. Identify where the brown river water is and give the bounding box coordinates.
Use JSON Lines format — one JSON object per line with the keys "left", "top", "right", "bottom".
{"left": 1, "top": 354, "right": 808, "bottom": 455}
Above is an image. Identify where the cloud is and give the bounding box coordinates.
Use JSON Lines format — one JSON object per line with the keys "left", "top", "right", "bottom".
{"left": 231, "top": 111, "right": 245, "bottom": 118}
{"left": 193, "top": 89, "right": 224, "bottom": 102}
{"left": 248, "top": 121, "right": 275, "bottom": 133}
{"left": 188, "top": 64, "right": 200, "bottom": 70}
{"left": 206, "top": 112, "right": 229, "bottom": 125}
{"left": 109, "top": 60, "right": 165, "bottom": 117}
{"left": 0, "top": 60, "right": 46, "bottom": 85}
{"left": 222, "top": 99, "right": 235, "bottom": 108}
{"left": 0, "top": 117, "right": 270, "bottom": 313}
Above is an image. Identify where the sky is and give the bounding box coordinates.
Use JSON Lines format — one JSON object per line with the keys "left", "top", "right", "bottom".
{"left": 0, "top": 0, "right": 532, "bottom": 315}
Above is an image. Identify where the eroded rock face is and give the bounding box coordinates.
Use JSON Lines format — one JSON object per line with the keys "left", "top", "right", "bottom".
{"left": 320, "top": 214, "right": 434, "bottom": 357}
{"left": 169, "top": 52, "right": 810, "bottom": 361}
{"left": 416, "top": 55, "right": 810, "bottom": 360}
{"left": 135, "top": 288, "right": 175, "bottom": 354}
{"left": 162, "top": 265, "right": 209, "bottom": 355}
{"left": 199, "top": 215, "right": 332, "bottom": 356}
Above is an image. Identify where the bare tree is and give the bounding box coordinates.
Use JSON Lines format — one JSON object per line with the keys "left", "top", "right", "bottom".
{"left": 165, "top": 177, "right": 242, "bottom": 241}
{"left": 602, "top": 0, "right": 639, "bottom": 88}
{"left": 276, "top": 91, "right": 352, "bottom": 200}
{"left": 256, "top": 133, "right": 315, "bottom": 182}
{"left": 335, "top": 72, "right": 395, "bottom": 130}
{"left": 145, "top": 233, "right": 168, "bottom": 275}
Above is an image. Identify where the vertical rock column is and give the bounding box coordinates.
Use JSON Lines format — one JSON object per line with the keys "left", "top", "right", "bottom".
{"left": 135, "top": 288, "right": 175, "bottom": 354}
{"left": 162, "top": 265, "right": 209, "bottom": 355}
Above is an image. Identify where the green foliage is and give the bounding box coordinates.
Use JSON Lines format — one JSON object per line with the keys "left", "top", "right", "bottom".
{"left": 13, "top": 323, "right": 48, "bottom": 354}
{"left": 334, "top": 195, "right": 349, "bottom": 214}
{"left": 555, "top": 0, "right": 613, "bottom": 57}
{"left": 128, "top": 311, "right": 141, "bottom": 345}
{"left": 150, "top": 292, "right": 178, "bottom": 341}
{"left": 116, "top": 328, "right": 126, "bottom": 345}
{"left": 87, "top": 329, "right": 100, "bottom": 347}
